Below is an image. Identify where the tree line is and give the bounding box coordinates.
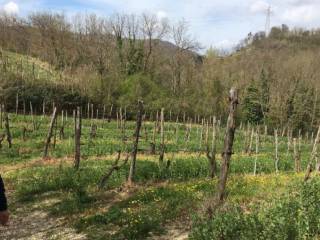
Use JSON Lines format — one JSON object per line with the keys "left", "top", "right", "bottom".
{"left": 1, "top": 12, "right": 320, "bottom": 135}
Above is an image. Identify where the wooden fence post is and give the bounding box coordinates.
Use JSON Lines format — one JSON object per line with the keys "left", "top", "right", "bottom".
{"left": 254, "top": 130, "right": 259, "bottom": 176}
{"left": 159, "top": 108, "right": 165, "bottom": 163}
{"left": 304, "top": 125, "right": 320, "bottom": 181}
{"left": 215, "top": 88, "right": 239, "bottom": 206}
{"left": 74, "top": 107, "right": 82, "bottom": 170}
{"left": 275, "top": 129, "right": 279, "bottom": 173}
{"left": 4, "top": 113, "right": 12, "bottom": 148}
{"left": 43, "top": 107, "right": 57, "bottom": 159}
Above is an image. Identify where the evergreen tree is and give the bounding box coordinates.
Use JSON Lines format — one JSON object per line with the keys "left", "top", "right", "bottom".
{"left": 243, "top": 81, "right": 264, "bottom": 124}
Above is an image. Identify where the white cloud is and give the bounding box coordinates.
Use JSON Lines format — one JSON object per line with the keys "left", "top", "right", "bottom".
{"left": 156, "top": 10, "right": 167, "bottom": 20}
{"left": 214, "top": 39, "right": 236, "bottom": 50}
{"left": 282, "top": 5, "right": 319, "bottom": 23}
{"left": 3, "top": 1, "right": 19, "bottom": 15}
{"left": 250, "top": 0, "right": 269, "bottom": 14}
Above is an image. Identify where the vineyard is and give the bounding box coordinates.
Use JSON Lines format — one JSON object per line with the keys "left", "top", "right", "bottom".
{"left": 0, "top": 102, "right": 320, "bottom": 239}
{"left": 2, "top": 10, "right": 320, "bottom": 240}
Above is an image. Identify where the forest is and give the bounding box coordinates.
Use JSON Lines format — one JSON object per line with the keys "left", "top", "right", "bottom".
{"left": 1, "top": 10, "right": 320, "bottom": 240}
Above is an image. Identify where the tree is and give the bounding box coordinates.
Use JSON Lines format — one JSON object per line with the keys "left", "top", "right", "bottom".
{"left": 242, "top": 81, "right": 263, "bottom": 124}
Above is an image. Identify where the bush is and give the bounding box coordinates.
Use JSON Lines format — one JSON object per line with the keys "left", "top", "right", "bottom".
{"left": 190, "top": 178, "right": 320, "bottom": 240}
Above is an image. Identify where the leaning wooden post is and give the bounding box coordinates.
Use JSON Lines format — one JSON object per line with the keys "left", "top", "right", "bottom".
{"left": 248, "top": 127, "right": 254, "bottom": 155}
{"left": 74, "top": 107, "right": 82, "bottom": 170}
{"left": 128, "top": 101, "right": 144, "bottom": 185}
{"left": 215, "top": 88, "right": 238, "bottom": 206}
{"left": 304, "top": 125, "right": 320, "bottom": 181}
{"left": 4, "top": 113, "right": 12, "bottom": 148}
{"left": 43, "top": 107, "right": 58, "bottom": 159}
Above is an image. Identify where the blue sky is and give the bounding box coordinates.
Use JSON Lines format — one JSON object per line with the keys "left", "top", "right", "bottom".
{"left": 1, "top": 0, "right": 320, "bottom": 50}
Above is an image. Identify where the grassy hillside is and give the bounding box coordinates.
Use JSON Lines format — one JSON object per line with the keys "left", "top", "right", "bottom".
{"left": 0, "top": 50, "right": 64, "bottom": 84}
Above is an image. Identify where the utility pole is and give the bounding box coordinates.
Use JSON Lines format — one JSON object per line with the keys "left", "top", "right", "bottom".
{"left": 265, "top": 6, "right": 271, "bottom": 36}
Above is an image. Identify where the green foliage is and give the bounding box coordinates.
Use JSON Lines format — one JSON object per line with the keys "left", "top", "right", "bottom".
{"left": 117, "top": 73, "right": 169, "bottom": 110}
{"left": 191, "top": 178, "right": 320, "bottom": 240}
{"left": 76, "top": 186, "right": 197, "bottom": 240}
{"left": 259, "top": 68, "right": 270, "bottom": 118}
{"left": 242, "top": 81, "right": 264, "bottom": 124}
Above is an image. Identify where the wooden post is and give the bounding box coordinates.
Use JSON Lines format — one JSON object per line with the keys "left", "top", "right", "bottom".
{"left": 74, "top": 107, "right": 82, "bottom": 170}
{"left": 243, "top": 123, "right": 250, "bottom": 153}
{"left": 43, "top": 107, "right": 57, "bottom": 159}
{"left": 0, "top": 104, "right": 2, "bottom": 129}
{"left": 298, "top": 129, "right": 302, "bottom": 152}
{"left": 248, "top": 127, "right": 254, "bottom": 155}
{"left": 150, "top": 116, "right": 157, "bottom": 154}
{"left": 287, "top": 128, "right": 292, "bottom": 155}
{"left": 87, "top": 103, "right": 90, "bottom": 119}
{"left": 4, "top": 113, "right": 12, "bottom": 148}
{"left": 207, "top": 117, "right": 217, "bottom": 178}
{"left": 215, "top": 88, "right": 238, "bottom": 206}
{"left": 175, "top": 118, "right": 179, "bottom": 144}
{"left": 293, "top": 138, "right": 301, "bottom": 172}
{"left": 91, "top": 103, "right": 94, "bottom": 121}
{"left": 108, "top": 104, "right": 113, "bottom": 122}
{"left": 23, "top": 101, "right": 26, "bottom": 119}
{"left": 275, "top": 129, "right": 279, "bottom": 173}
{"left": 159, "top": 108, "right": 165, "bottom": 162}
{"left": 15, "top": 93, "right": 19, "bottom": 114}
{"left": 102, "top": 105, "right": 106, "bottom": 121}
{"left": 254, "top": 130, "right": 259, "bottom": 176}
{"left": 30, "top": 101, "right": 35, "bottom": 131}
{"left": 128, "top": 100, "right": 144, "bottom": 185}
{"left": 304, "top": 125, "right": 320, "bottom": 181}
{"left": 42, "top": 100, "right": 46, "bottom": 117}
{"left": 199, "top": 119, "right": 204, "bottom": 151}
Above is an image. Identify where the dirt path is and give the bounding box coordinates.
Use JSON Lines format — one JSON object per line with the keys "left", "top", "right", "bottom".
{"left": 0, "top": 200, "right": 87, "bottom": 240}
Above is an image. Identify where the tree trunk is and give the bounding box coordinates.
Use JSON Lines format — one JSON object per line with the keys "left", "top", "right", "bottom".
{"left": 127, "top": 100, "right": 144, "bottom": 185}
{"left": 43, "top": 107, "right": 57, "bottom": 158}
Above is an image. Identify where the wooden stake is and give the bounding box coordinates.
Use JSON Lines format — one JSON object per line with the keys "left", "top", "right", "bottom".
{"left": 215, "top": 88, "right": 238, "bottom": 206}
{"left": 43, "top": 107, "right": 58, "bottom": 159}
{"left": 128, "top": 100, "right": 144, "bottom": 185}
{"left": 74, "top": 107, "right": 82, "bottom": 170}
